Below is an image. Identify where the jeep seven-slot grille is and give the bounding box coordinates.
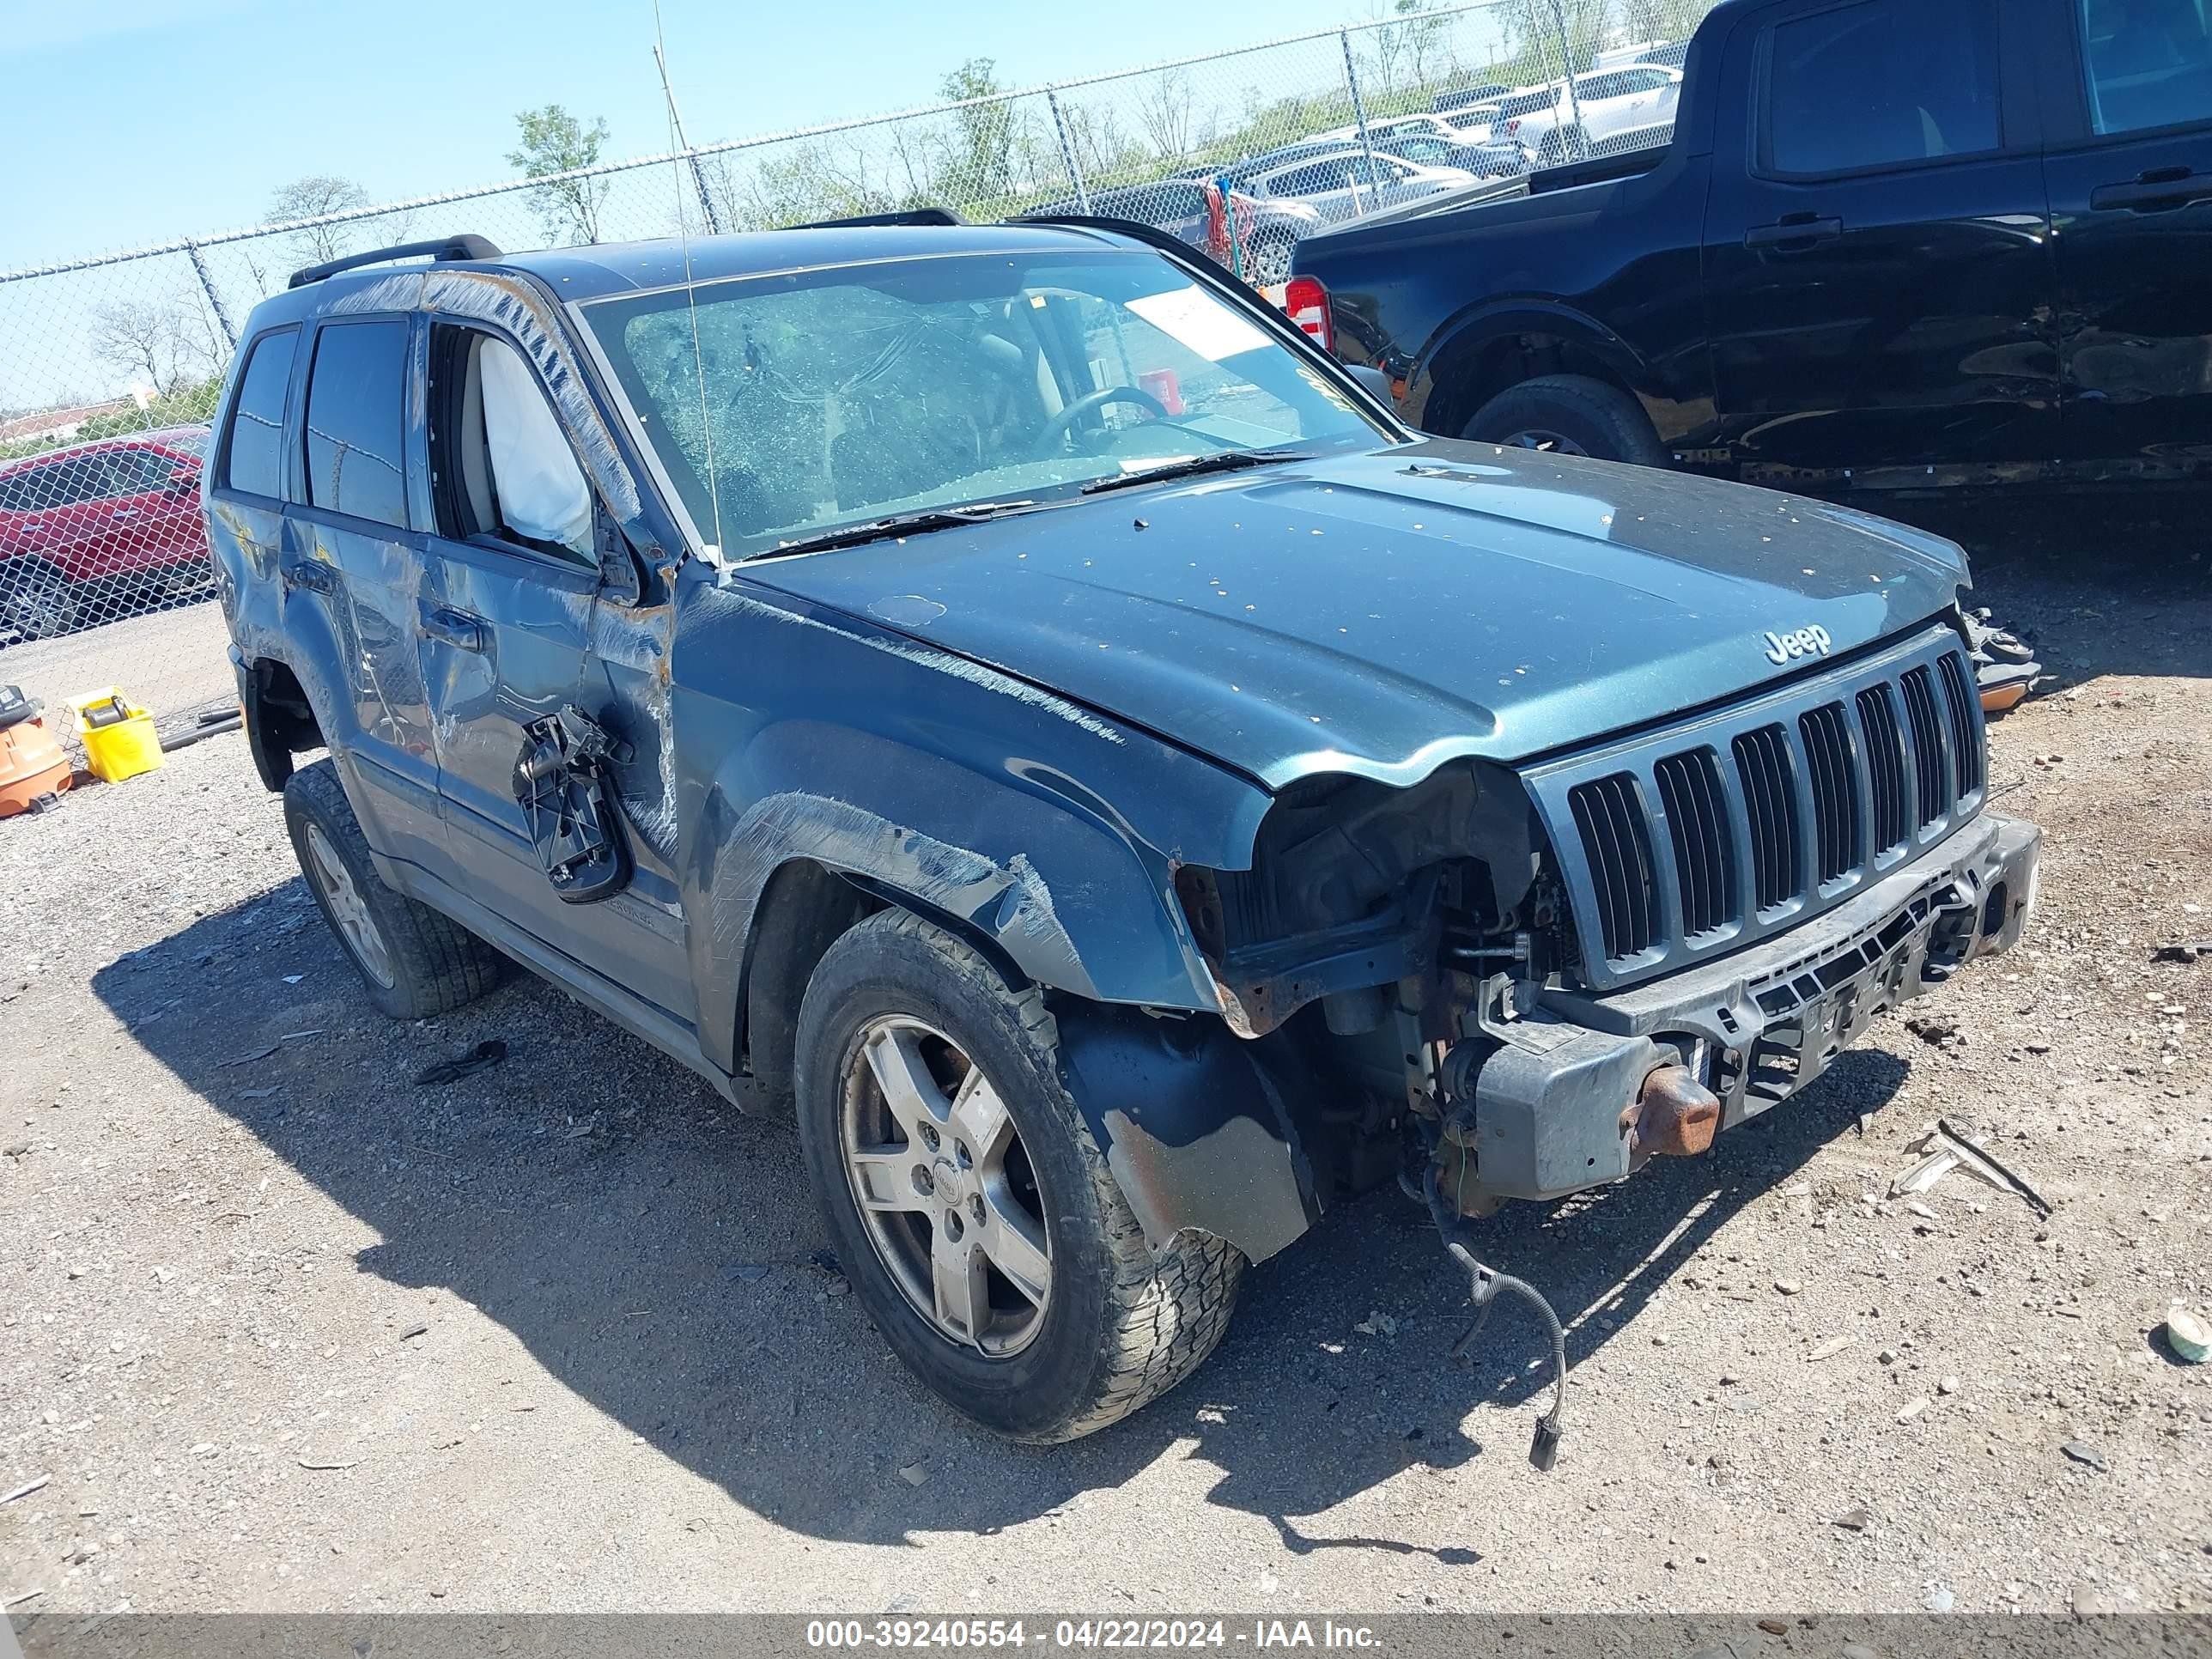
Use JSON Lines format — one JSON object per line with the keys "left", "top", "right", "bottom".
{"left": 1799, "top": 702, "right": 1859, "bottom": 886}
{"left": 1899, "top": 665, "right": 1949, "bottom": 827}
{"left": 1731, "top": 724, "right": 1802, "bottom": 915}
{"left": 1537, "top": 639, "right": 1985, "bottom": 982}
{"left": 1857, "top": 684, "right": 1909, "bottom": 853}
{"left": 1567, "top": 773, "right": 1660, "bottom": 963}
{"left": 1655, "top": 749, "right": 1735, "bottom": 939}
{"left": 1938, "top": 651, "right": 1984, "bottom": 799}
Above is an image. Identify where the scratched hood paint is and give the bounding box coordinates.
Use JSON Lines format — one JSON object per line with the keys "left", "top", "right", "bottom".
{"left": 744, "top": 439, "right": 1969, "bottom": 788}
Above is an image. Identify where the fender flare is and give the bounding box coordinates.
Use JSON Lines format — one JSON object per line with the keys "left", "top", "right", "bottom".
{"left": 1405, "top": 297, "right": 1655, "bottom": 435}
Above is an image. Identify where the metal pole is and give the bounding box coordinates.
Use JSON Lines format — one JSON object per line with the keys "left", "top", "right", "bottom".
{"left": 1046, "top": 88, "right": 1091, "bottom": 213}
{"left": 1340, "top": 28, "right": 1380, "bottom": 216}
{"left": 656, "top": 44, "right": 724, "bottom": 234}
{"left": 1545, "top": 0, "right": 1585, "bottom": 155}
{"left": 184, "top": 241, "right": 237, "bottom": 350}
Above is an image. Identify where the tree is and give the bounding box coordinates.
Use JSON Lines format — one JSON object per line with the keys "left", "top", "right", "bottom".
{"left": 1392, "top": 0, "right": 1457, "bottom": 91}
{"left": 88, "top": 300, "right": 204, "bottom": 398}
{"left": 939, "top": 59, "right": 1014, "bottom": 198}
{"left": 268, "top": 175, "right": 370, "bottom": 267}
{"left": 1134, "top": 70, "right": 1196, "bottom": 162}
{"left": 508, "top": 105, "right": 614, "bottom": 246}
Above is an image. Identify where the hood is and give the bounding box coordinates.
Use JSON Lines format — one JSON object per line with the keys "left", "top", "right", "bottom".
{"left": 743, "top": 439, "right": 1968, "bottom": 789}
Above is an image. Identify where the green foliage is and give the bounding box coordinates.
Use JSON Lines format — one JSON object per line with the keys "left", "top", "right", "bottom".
{"left": 508, "top": 104, "right": 614, "bottom": 245}
{"left": 939, "top": 58, "right": 1017, "bottom": 198}
{"left": 0, "top": 374, "right": 225, "bottom": 461}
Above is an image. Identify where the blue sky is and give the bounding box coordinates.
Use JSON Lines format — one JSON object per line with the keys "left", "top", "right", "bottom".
{"left": 0, "top": 0, "right": 1390, "bottom": 269}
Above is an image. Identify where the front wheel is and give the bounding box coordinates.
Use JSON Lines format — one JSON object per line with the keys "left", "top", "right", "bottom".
{"left": 793, "top": 909, "right": 1244, "bottom": 1443}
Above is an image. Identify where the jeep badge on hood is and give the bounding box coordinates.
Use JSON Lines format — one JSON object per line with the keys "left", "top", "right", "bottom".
{"left": 1765, "top": 624, "right": 1833, "bottom": 665}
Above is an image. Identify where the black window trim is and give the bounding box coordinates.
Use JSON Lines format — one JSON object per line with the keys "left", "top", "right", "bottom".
{"left": 212, "top": 323, "right": 302, "bottom": 507}
{"left": 294, "top": 313, "right": 418, "bottom": 537}
{"left": 422, "top": 312, "right": 605, "bottom": 575}
{"left": 1750, "top": 0, "right": 2021, "bottom": 184}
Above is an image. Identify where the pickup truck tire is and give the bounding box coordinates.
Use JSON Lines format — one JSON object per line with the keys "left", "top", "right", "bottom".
{"left": 283, "top": 759, "right": 506, "bottom": 1021}
{"left": 1246, "top": 231, "right": 1297, "bottom": 288}
{"left": 1464, "top": 374, "right": 1670, "bottom": 467}
{"left": 793, "top": 908, "right": 1244, "bottom": 1443}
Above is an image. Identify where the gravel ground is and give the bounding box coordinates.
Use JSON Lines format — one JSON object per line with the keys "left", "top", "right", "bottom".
{"left": 1, "top": 507, "right": 2208, "bottom": 1620}
{"left": 0, "top": 597, "right": 235, "bottom": 750}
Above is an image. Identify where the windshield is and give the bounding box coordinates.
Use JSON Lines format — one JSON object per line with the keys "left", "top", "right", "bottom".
{"left": 580, "top": 250, "right": 1389, "bottom": 557}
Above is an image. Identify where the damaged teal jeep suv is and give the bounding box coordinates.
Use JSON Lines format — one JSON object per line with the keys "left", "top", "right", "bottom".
{"left": 206, "top": 221, "right": 2039, "bottom": 1447}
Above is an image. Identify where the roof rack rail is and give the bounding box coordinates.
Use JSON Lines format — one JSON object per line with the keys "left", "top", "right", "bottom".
{"left": 288, "top": 234, "right": 503, "bottom": 290}
{"left": 793, "top": 208, "right": 965, "bottom": 230}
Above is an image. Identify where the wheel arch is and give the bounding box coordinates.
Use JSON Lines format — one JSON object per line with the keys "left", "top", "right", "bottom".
{"left": 1410, "top": 301, "right": 1654, "bottom": 440}
{"left": 238, "top": 653, "right": 326, "bottom": 793}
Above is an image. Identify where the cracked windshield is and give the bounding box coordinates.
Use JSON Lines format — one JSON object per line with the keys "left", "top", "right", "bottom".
{"left": 580, "top": 251, "right": 1385, "bottom": 556}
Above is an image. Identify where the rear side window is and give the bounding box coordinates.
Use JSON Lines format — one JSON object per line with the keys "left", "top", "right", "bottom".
{"left": 2078, "top": 0, "right": 2212, "bottom": 134}
{"left": 1764, "top": 0, "right": 2002, "bottom": 175}
{"left": 222, "top": 329, "right": 296, "bottom": 499}
{"left": 304, "top": 319, "right": 411, "bottom": 530}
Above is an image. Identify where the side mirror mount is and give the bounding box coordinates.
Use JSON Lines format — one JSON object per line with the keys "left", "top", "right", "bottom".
{"left": 1346, "top": 363, "right": 1394, "bottom": 406}
{"left": 166, "top": 465, "right": 200, "bottom": 497}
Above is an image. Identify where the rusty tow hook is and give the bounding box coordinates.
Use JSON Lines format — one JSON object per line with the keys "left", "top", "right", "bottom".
{"left": 1624, "top": 1064, "right": 1722, "bottom": 1159}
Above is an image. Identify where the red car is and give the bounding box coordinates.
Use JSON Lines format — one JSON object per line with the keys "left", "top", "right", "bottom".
{"left": 0, "top": 426, "right": 211, "bottom": 644}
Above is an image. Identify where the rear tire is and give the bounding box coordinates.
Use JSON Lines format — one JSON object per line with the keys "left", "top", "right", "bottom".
{"left": 1245, "top": 231, "right": 1297, "bottom": 288}
{"left": 283, "top": 759, "right": 505, "bottom": 1020}
{"left": 1463, "top": 374, "right": 1670, "bottom": 467}
{"left": 0, "top": 562, "right": 78, "bottom": 643}
{"left": 793, "top": 909, "right": 1243, "bottom": 1443}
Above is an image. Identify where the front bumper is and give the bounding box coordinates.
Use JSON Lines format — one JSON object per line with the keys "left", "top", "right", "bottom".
{"left": 1463, "top": 811, "right": 2039, "bottom": 1202}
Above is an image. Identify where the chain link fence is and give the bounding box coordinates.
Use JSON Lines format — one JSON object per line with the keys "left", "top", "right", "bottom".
{"left": 0, "top": 0, "right": 1717, "bottom": 756}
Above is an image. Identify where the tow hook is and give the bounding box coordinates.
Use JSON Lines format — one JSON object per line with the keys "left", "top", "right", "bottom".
{"left": 1624, "top": 1062, "right": 1722, "bottom": 1159}
{"left": 1444, "top": 1240, "right": 1567, "bottom": 1471}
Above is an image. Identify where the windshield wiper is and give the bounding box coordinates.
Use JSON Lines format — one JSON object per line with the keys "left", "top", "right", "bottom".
{"left": 1078, "top": 450, "right": 1313, "bottom": 495}
{"left": 745, "top": 501, "right": 1040, "bottom": 560}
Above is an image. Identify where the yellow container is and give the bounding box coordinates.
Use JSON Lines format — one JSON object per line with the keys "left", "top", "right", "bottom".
{"left": 69, "top": 686, "right": 165, "bottom": 784}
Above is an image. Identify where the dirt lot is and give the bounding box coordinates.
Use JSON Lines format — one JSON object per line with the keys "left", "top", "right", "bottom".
{"left": 2, "top": 507, "right": 2208, "bottom": 1620}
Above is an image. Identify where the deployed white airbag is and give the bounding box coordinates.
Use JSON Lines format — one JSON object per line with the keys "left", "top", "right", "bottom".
{"left": 479, "top": 337, "right": 592, "bottom": 554}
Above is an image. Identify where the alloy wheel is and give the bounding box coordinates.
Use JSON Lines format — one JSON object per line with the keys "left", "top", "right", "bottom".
{"left": 839, "top": 1015, "right": 1052, "bottom": 1356}
{"left": 1502, "top": 428, "right": 1590, "bottom": 457}
{"left": 305, "top": 821, "right": 396, "bottom": 988}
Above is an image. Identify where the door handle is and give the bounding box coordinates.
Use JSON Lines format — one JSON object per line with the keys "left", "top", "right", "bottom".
{"left": 1745, "top": 215, "right": 1842, "bottom": 249}
{"left": 282, "top": 560, "right": 336, "bottom": 593}
{"left": 419, "top": 605, "right": 488, "bottom": 653}
{"left": 2090, "top": 169, "right": 2212, "bottom": 212}
{"left": 110, "top": 507, "right": 139, "bottom": 520}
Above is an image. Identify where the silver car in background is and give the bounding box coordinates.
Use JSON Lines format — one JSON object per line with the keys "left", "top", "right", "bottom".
{"left": 1238, "top": 148, "right": 1478, "bottom": 223}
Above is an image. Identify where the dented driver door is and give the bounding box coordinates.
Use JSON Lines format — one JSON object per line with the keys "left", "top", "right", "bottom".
{"left": 411, "top": 316, "right": 696, "bottom": 1027}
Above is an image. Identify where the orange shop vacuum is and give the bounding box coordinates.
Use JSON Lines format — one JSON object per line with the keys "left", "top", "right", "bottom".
{"left": 0, "top": 684, "right": 73, "bottom": 817}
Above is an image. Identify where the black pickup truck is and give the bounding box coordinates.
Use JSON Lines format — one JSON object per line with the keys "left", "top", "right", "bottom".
{"left": 1291, "top": 0, "right": 2212, "bottom": 494}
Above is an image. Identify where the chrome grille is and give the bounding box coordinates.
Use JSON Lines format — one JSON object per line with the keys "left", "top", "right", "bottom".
{"left": 1525, "top": 628, "right": 1987, "bottom": 988}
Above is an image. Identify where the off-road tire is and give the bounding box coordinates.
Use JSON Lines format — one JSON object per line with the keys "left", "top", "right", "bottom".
{"left": 283, "top": 758, "right": 505, "bottom": 1020}
{"left": 1464, "top": 373, "right": 1671, "bottom": 467}
{"left": 793, "top": 908, "right": 1244, "bottom": 1443}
